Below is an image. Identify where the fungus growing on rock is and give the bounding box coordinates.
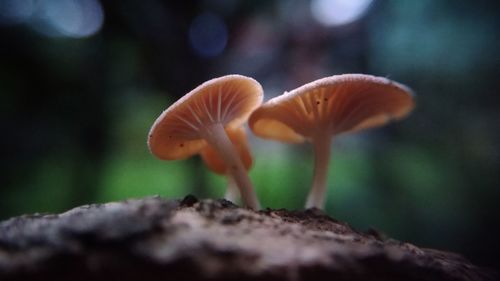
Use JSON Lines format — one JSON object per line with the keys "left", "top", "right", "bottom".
{"left": 200, "top": 126, "right": 253, "bottom": 202}
{"left": 148, "top": 75, "right": 262, "bottom": 209}
{"left": 249, "top": 74, "right": 415, "bottom": 209}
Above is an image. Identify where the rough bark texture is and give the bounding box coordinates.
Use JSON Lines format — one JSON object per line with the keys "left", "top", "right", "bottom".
{"left": 0, "top": 196, "right": 495, "bottom": 281}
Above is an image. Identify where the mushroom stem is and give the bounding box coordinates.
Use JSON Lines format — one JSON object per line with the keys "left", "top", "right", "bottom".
{"left": 305, "top": 134, "right": 332, "bottom": 209}
{"left": 201, "top": 123, "right": 260, "bottom": 209}
{"left": 224, "top": 174, "right": 240, "bottom": 203}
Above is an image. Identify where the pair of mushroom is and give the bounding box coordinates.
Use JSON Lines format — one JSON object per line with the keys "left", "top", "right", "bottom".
{"left": 148, "top": 74, "right": 414, "bottom": 210}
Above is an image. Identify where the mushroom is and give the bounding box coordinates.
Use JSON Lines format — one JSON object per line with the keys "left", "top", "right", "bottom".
{"left": 200, "top": 126, "right": 253, "bottom": 202}
{"left": 148, "top": 75, "right": 262, "bottom": 209}
{"left": 248, "top": 74, "right": 415, "bottom": 209}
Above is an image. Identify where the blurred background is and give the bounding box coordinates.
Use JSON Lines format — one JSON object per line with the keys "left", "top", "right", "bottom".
{"left": 1, "top": 0, "right": 499, "bottom": 270}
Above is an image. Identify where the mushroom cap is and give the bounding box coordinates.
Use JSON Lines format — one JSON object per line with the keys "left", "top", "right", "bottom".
{"left": 249, "top": 74, "right": 415, "bottom": 143}
{"left": 148, "top": 75, "right": 263, "bottom": 160}
{"left": 200, "top": 127, "right": 253, "bottom": 175}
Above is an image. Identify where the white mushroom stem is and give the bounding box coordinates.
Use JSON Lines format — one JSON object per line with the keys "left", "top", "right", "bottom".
{"left": 200, "top": 123, "right": 260, "bottom": 209}
{"left": 305, "top": 134, "right": 332, "bottom": 209}
{"left": 224, "top": 174, "right": 240, "bottom": 203}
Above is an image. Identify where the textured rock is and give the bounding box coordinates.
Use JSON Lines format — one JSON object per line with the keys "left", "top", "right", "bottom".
{"left": 0, "top": 195, "right": 495, "bottom": 281}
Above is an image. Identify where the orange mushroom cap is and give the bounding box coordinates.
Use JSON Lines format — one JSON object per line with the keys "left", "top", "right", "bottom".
{"left": 148, "top": 75, "right": 263, "bottom": 160}
{"left": 200, "top": 127, "right": 253, "bottom": 175}
{"left": 249, "top": 74, "right": 415, "bottom": 142}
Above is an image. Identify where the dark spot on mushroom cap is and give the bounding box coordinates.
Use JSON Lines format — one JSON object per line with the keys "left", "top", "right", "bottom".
{"left": 324, "top": 98, "right": 328, "bottom": 101}
{"left": 180, "top": 143, "right": 184, "bottom": 147}
{"left": 316, "top": 101, "right": 320, "bottom": 105}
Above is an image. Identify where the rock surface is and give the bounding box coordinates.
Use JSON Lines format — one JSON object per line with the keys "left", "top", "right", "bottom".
{"left": 0, "top": 196, "right": 495, "bottom": 281}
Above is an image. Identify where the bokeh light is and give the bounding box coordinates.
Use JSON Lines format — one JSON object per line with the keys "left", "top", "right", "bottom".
{"left": 188, "top": 12, "right": 228, "bottom": 58}
{"left": 0, "top": 0, "right": 35, "bottom": 25}
{"left": 30, "top": 0, "right": 104, "bottom": 38}
{"left": 310, "top": 0, "right": 373, "bottom": 27}
{"left": 0, "top": 0, "right": 105, "bottom": 38}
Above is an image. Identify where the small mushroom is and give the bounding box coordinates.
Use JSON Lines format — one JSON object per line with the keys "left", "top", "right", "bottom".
{"left": 249, "top": 74, "right": 415, "bottom": 209}
{"left": 200, "top": 126, "right": 252, "bottom": 202}
{"left": 148, "top": 75, "right": 262, "bottom": 209}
